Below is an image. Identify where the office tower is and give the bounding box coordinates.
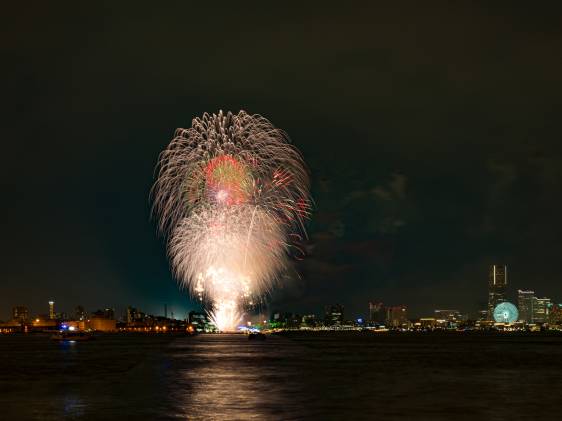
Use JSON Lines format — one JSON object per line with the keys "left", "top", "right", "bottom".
{"left": 48, "top": 301, "right": 55, "bottom": 320}
{"left": 386, "top": 305, "right": 408, "bottom": 328}
{"left": 487, "top": 265, "right": 507, "bottom": 320}
{"left": 12, "top": 306, "right": 29, "bottom": 322}
{"left": 369, "top": 302, "right": 386, "bottom": 323}
{"left": 517, "top": 290, "right": 534, "bottom": 323}
{"left": 324, "top": 304, "right": 344, "bottom": 326}
{"left": 548, "top": 303, "right": 562, "bottom": 325}
{"left": 532, "top": 297, "right": 551, "bottom": 323}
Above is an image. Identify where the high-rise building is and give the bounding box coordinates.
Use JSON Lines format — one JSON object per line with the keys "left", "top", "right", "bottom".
{"left": 386, "top": 305, "right": 408, "bottom": 328}
{"left": 325, "top": 304, "right": 344, "bottom": 326}
{"left": 532, "top": 297, "right": 551, "bottom": 323}
{"left": 48, "top": 301, "right": 55, "bottom": 320}
{"left": 12, "top": 306, "right": 29, "bottom": 322}
{"left": 487, "top": 265, "right": 507, "bottom": 320}
{"left": 517, "top": 290, "right": 534, "bottom": 323}
{"left": 548, "top": 303, "right": 562, "bottom": 325}
{"left": 368, "top": 302, "right": 386, "bottom": 323}
{"left": 75, "top": 305, "right": 87, "bottom": 321}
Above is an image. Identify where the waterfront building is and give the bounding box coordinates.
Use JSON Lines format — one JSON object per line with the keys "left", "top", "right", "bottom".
{"left": 89, "top": 317, "right": 117, "bottom": 332}
{"left": 0, "top": 319, "right": 24, "bottom": 333}
{"left": 487, "top": 265, "right": 507, "bottom": 320}
{"left": 12, "top": 306, "right": 29, "bottom": 323}
{"left": 270, "top": 312, "right": 301, "bottom": 329}
{"left": 91, "top": 308, "right": 115, "bottom": 320}
{"left": 434, "top": 309, "right": 463, "bottom": 322}
{"left": 517, "top": 290, "right": 534, "bottom": 323}
{"left": 188, "top": 311, "right": 217, "bottom": 332}
{"left": 325, "top": 304, "right": 344, "bottom": 326}
{"left": 31, "top": 317, "right": 57, "bottom": 330}
{"left": 532, "top": 297, "right": 551, "bottom": 323}
{"left": 548, "top": 303, "right": 562, "bottom": 325}
{"left": 301, "top": 314, "right": 317, "bottom": 327}
{"left": 127, "top": 306, "right": 144, "bottom": 324}
{"left": 368, "top": 302, "right": 386, "bottom": 324}
{"left": 48, "top": 301, "right": 55, "bottom": 320}
{"left": 386, "top": 305, "right": 408, "bottom": 328}
{"left": 87, "top": 308, "right": 117, "bottom": 331}
{"left": 419, "top": 318, "right": 437, "bottom": 329}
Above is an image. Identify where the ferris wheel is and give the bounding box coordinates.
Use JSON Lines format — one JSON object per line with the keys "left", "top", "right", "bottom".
{"left": 493, "top": 302, "right": 519, "bottom": 323}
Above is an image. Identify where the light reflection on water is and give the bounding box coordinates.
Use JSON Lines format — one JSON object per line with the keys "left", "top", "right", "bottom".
{"left": 2, "top": 333, "right": 562, "bottom": 419}
{"left": 165, "top": 334, "right": 309, "bottom": 420}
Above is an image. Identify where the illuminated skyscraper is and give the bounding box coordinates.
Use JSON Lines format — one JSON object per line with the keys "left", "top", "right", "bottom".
{"left": 48, "top": 301, "right": 55, "bottom": 320}
{"left": 368, "top": 302, "right": 385, "bottom": 323}
{"left": 325, "top": 304, "right": 344, "bottom": 326}
{"left": 532, "top": 297, "right": 551, "bottom": 323}
{"left": 517, "top": 290, "right": 534, "bottom": 323}
{"left": 386, "top": 305, "right": 408, "bottom": 328}
{"left": 548, "top": 303, "right": 562, "bottom": 325}
{"left": 487, "top": 265, "right": 507, "bottom": 320}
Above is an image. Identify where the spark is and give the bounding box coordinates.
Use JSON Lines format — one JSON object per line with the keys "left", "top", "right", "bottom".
{"left": 152, "top": 110, "right": 310, "bottom": 331}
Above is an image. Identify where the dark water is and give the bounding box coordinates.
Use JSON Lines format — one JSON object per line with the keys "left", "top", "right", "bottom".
{"left": 1, "top": 332, "right": 562, "bottom": 420}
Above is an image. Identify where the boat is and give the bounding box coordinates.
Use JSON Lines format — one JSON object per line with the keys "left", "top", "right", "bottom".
{"left": 51, "top": 330, "right": 93, "bottom": 341}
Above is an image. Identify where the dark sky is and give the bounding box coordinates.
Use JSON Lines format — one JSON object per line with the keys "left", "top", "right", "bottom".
{"left": 3, "top": 3, "right": 562, "bottom": 320}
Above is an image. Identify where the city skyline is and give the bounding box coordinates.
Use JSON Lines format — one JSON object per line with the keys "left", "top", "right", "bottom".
{"left": 4, "top": 4, "right": 562, "bottom": 420}
{"left": 3, "top": 262, "right": 559, "bottom": 323}
{"left": 4, "top": 4, "right": 562, "bottom": 323}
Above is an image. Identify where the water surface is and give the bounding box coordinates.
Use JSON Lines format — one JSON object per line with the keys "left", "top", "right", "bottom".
{"left": 1, "top": 332, "right": 561, "bottom": 420}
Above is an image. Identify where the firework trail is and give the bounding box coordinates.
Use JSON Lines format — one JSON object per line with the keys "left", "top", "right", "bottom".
{"left": 152, "top": 110, "right": 310, "bottom": 331}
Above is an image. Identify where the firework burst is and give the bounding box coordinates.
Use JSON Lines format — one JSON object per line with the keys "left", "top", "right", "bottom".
{"left": 152, "top": 110, "right": 310, "bottom": 331}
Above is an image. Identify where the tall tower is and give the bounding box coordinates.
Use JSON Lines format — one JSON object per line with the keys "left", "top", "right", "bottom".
{"left": 532, "top": 297, "right": 551, "bottom": 323}
{"left": 48, "top": 301, "right": 55, "bottom": 320}
{"left": 517, "top": 290, "right": 534, "bottom": 323}
{"left": 369, "top": 302, "right": 386, "bottom": 323}
{"left": 487, "top": 265, "right": 507, "bottom": 320}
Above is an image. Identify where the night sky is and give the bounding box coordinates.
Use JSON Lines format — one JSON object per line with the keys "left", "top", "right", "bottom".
{"left": 4, "top": 3, "right": 562, "bottom": 320}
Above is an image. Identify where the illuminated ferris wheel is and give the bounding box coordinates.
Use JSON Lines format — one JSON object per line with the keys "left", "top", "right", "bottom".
{"left": 493, "top": 302, "right": 519, "bottom": 323}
